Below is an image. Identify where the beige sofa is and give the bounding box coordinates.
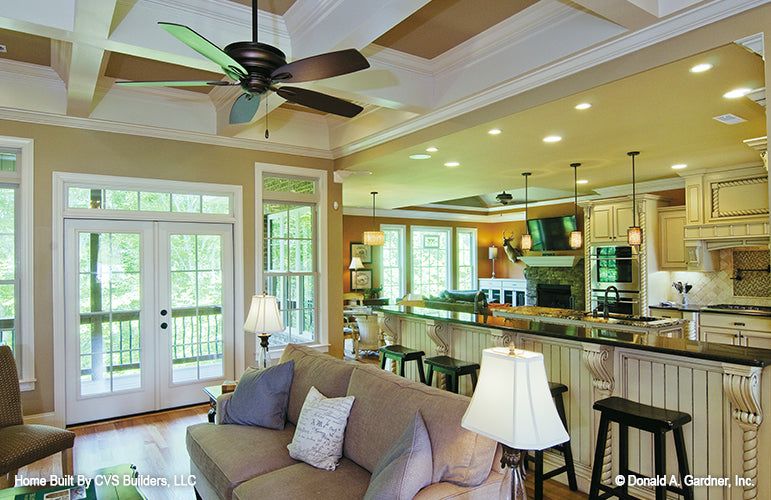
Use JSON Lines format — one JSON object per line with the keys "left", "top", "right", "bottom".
{"left": 186, "top": 344, "right": 502, "bottom": 499}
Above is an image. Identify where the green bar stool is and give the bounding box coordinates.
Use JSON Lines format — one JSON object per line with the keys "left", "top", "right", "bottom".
{"left": 423, "top": 355, "right": 479, "bottom": 393}
{"left": 379, "top": 345, "right": 426, "bottom": 383}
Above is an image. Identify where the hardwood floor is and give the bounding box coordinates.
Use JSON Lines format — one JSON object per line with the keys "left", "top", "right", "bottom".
{"left": 16, "top": 401, "right": 588, "bottom": 500}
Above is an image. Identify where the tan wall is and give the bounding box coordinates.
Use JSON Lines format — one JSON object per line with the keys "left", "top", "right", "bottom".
{"left": 0, "top": 119, "right": 337, "bottom": 416}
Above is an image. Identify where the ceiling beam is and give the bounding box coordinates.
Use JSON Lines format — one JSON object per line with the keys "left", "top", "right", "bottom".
{"left": 53, "top": 0, "right": 118, "bottom": 117}
{"left": 569, "top": 0, "right": 660, "bottom": 30}
{"left": 285, "top": 0, "right": 432, "bottom": 59}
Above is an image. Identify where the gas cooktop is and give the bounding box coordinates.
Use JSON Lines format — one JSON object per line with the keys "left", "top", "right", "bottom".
{"left": 703, "top": 304, "right": 771, "bottom": 316}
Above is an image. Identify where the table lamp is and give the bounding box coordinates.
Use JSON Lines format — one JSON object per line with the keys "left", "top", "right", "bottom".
{"left": 349, "top": 256, "right": 364, "bottom": 270}
{"left": 243, "top": 292, "right": 285, "bottom": 368}
{"left": 462, "top": 347, "right": 569, "bottom": 500}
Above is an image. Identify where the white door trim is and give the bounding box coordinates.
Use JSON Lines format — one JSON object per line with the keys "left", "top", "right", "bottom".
{"left": 52, "top": 172, "right": 244, "bottom": 426}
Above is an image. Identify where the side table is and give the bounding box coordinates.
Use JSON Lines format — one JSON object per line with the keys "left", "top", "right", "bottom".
{"left": 203, "top": 385, "right": 223, "bottom": 423}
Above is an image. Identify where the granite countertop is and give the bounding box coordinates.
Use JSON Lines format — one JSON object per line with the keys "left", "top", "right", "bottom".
{"left": 496, "top": 305, "right": 686, "bottom": 328}
{"left": 376, "top": 305, "right": 771, "bottom": 367}
{"left": 649, "top": 303, "right": 706, "bottom": 313}
{"left": 650, "top": 303, "right": 771, "bottom": 316}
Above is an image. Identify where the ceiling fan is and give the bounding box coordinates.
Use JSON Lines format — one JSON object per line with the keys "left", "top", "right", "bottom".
{"left": 496, "top": 191, "right": 513, "bottom": 205}
{"left": 116, "top": 0, "right": 370, "bottom": 125}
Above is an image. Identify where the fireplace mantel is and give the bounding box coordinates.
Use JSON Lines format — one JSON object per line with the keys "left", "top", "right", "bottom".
{"left": 519, "top": 256, "right": 581, "bottom": 267}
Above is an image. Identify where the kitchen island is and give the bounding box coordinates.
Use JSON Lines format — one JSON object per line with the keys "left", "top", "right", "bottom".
{"left": 376, "top": 305, "right": 770, "bottom": 499}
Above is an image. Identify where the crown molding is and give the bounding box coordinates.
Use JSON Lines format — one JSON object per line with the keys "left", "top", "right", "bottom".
{"left": 343, "top": 205, "right": 525, "bottom": 223}
{"left": 0, "top": 107, "right": 333, "bottom": 159}
{"left": 364, "top": 45, "right": 434, "bottom": 77}
{"left": 0, "top": 60, "right": 63, "bottom": 86}
{"left": 331, "top": 0, "right": 768, "bottom": 159}
{"left": 593, "top": 177, "right": 685, "bottom": 197}
{"left": 283, "top": 0, "right": 341, "bottom": 42}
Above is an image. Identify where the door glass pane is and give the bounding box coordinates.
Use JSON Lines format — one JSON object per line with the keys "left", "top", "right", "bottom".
{"left": 169, "top": 233, "right": 224, "bottom": 383}
{"left": 78, "top": 232, "right": 142, "bottom": 396}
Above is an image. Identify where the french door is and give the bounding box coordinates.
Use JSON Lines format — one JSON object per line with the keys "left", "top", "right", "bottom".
{"left": 64, "top": 219, "right": 234, "bottom": 424}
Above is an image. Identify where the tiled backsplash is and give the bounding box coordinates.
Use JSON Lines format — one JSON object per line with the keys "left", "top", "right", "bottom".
{"left": 667, "top": 249, "right": 771, "bottom": 306}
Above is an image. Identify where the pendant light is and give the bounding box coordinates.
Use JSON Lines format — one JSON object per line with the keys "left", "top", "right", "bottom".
{"left": 362, "top": 191, "right": 385, "bottom": 246}
{"left": 569, "top": 163, "right": 583, "bottom": 249}
{"left": 627, "top": 151, "right": 642, "bottom": 246}
{"left": 520, "top": 173, "right": 532, "bottom": 251}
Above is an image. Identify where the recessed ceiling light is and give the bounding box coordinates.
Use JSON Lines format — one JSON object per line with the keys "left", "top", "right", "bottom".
{"left": 488, "top": 128, "right": 502, "bottom": 135}
{"left": 426, "top": 147, "right": 438, "bottom": 152}
{"left": 444, "top": 161, "right": 460, "bottom": 167}
{"left": 723, "top": 88, "right": 751, "bottom": 98}
{"left": 690, "top": 63, "right": 713, "bottom": 73}
{"left": 409, "top": 154, "right": 431, "bottom": 160}
{"left": 671, "top": 164, "right": 687, "bottom": 170}
{"left": 543, "top": 135, "right": 562, "bottom": 143}
{"left": 576, "top": 179, "right": 589, "bottom": 184}
{"left": 575, "top": 103, "right": 592, "bottom": 110}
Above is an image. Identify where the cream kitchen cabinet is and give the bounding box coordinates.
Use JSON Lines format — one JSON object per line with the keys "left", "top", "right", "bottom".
{"left": 699, "top": 312, "right": 771, "bottom": 348}
{"left": 658, "top": 207, "right": 687, "bottom": 269}
{"left": 649, "top": 306, "right": 699, "bottom": 340}
{"left": 589, "top": 201, "right": 635, "bottom": 243}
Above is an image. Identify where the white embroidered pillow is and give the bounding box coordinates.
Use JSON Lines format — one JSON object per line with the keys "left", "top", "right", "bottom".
{"left": 287, "top": 386, "right": 355, "bottom": 470}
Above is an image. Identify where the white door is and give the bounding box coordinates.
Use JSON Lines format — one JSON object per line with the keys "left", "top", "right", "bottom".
{"left": 65, "top": 220, "right": 234, "bottom": 424}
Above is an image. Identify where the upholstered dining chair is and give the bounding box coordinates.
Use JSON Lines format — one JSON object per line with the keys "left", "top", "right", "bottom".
{"left": 343, "top": 292, "right": 365, "bottom": 359}
{"left": 0, "top": 345, "right": 75, "bottom": 489}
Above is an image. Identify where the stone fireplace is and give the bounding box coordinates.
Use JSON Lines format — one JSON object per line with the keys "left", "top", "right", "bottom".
{"left": 524, "top": 259, "right": 585, "bottom": 310}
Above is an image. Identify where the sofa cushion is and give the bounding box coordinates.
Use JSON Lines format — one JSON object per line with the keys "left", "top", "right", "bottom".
{"left": 222, "top": 360, "right": 294, "bottom": 429}
{"left": 287, "top": 386, "right": 355, "bottom": 470}
{"left": 233, "top": 459, "right": 371, "bottom": 500}
{"left": 279, "top": 344, "right": 356, "bottom": 425}
{"left": 344, "top": 364, "right": 497, "bottom": 487}
{"left": 186, "top": 422, "right": 297, "bottom": 499}
{"left": 364, "top": 410, "right": 432, "bottom": 500}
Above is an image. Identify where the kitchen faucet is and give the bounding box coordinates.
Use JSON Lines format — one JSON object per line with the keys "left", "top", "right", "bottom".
{"left": 603, "top": 285, "right": 619, "bottom": 319}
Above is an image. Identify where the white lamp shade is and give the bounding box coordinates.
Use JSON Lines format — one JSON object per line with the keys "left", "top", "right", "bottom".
{"left": 244, "top": 293, "right": 284, "bottom": 334}
{"left": 488, "top": 246, "right": 498, "bottom": 259}
{"left": 569, "top": 230, "right": 583, "bottom": 249}
{"left": 520, "top": 234, "right": 532, "bottom": 251}
{"left": 462, "top": 348, "right": 568, "bottom": 450}
{"left": 349, "top": 256, "right": 364, "bottom": 270}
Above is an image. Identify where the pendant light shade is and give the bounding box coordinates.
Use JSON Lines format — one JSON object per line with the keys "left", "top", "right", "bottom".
{"left": 569, "top": 163, "right": 583, "bottom": 249}
{"left": 362, "top": 191, "right": 385, "bottom": 246}
{"left": 521, "top": 173, "right": 532, "bottom": 251}
{"left": 627, "top": 152, "right": 642, "bottom": 246}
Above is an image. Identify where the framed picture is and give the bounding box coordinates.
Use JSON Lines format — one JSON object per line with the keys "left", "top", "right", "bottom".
{"left": 350, "top": 242, "right": 372, "bottom": 264}
{"left": 351, "top": 269, "right": 372, "bottom": 290}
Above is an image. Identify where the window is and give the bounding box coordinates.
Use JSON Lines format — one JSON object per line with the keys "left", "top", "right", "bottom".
{"left": 381, "top": 225, "right": 405, "bottom": 302}
{"left": 67, "top": 187, "right": 231, "bottom": 215}
{"left": 410, "top": 227, "right": 451, "bottom": 297}
{"left": 257, "top": 166, "right": 327, "bottom": 348}
{"left": 0, "top": 137, "right": 33, "bottom": 389}
{"left": 456, "top": 228, "right": 477, "bottom": 290}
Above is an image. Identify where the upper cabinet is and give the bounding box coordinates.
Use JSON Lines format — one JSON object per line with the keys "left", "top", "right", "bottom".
{"left": 590, "top": 202, "right": 635, "bottom": 244}
{"left": 680, "top": 165, "right": 769, "bottom": 248}
{"left": 658, "top": 207, "right": 687, "bottom": 269}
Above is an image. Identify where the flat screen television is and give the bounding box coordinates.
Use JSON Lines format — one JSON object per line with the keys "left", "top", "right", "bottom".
{"left": 526, "top": 215, "right": 577, "bottom": 251}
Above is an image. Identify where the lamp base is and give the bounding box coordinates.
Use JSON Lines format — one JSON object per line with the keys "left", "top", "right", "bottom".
{"left": 499, "top": 445, "right": 527, "bottom": 500}
{"left": 257, "top": 333, "right": 272, "bottom": 369}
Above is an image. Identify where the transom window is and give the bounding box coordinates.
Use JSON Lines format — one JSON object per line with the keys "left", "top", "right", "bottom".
{"left": 67, "top": 187, "right": 231, "bottom": 215}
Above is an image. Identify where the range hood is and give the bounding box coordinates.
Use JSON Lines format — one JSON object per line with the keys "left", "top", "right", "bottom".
{"left": 519, "top": 256, "right": 581, "bottom": 267}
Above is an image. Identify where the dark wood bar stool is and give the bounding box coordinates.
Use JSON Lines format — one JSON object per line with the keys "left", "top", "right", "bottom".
{"left": 589, "top": 396, "right": 694, "bottom": 500}
{"left": 423, "top": 355, "right": 480, "bottom": 393}
{"left": 379, "top": 345, "right": 426, "bottom": 383}
{"left": 525, "top": 382, "right": 578, "bottom": 500}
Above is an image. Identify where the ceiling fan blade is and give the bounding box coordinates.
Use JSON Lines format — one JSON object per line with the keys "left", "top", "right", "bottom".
{"left": 275, "top": 86, "right": 363, "bottom": 117}
{"left": 270, "top": 49, "right": 369, "bottom": 83}
{"left": 116, "top": 80, "right": 233, "bottom": 87}
{"left": 158, "top": 22, "right": 248, "bottom": 81}
{"left": 229, "top": 93, "right": 261, "bottom": 124}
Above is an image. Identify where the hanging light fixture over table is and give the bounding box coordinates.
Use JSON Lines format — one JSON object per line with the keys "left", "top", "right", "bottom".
{"left": 627, "top": 152, "right": 642, "bottom": 246}
{"left": 362, "top": 191, "right": 385, "bottom": 246}
{"left": 520, "top": 173, "right": 532, "bottom": 251}
{"left": 569, "top": 163, "right": 583, "bottom": 249}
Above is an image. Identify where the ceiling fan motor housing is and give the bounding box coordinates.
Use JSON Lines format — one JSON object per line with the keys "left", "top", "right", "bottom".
{"left": 225, "top": 41, "right": 286, "bottom": 94}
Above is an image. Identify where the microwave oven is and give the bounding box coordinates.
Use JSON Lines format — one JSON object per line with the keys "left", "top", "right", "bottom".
{"left": 590, "top": 245, "right": 640, "bottom": 293}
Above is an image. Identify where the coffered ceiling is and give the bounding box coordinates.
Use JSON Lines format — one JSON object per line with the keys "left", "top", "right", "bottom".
{"left": 0, "top": 0, "right": 767, "bottom": 212}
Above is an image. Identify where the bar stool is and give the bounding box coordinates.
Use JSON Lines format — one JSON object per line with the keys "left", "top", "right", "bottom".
{"left": 423, "top": 355, "right": 479, "bottom": 393}
{"left": 525, "top": 382, "right": 578, "bottom": 500}
{"left": 589, "top": 396, "right": 694, "bottom": 500}
{"left": 379, "top": 345, "right": 426, "bottom": 383}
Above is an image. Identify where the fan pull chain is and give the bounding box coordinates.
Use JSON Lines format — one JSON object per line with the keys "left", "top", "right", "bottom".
{"left": 265, "top": 94, "right": 270, "bottom": 139}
